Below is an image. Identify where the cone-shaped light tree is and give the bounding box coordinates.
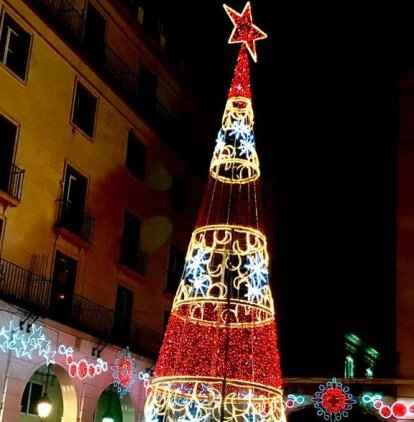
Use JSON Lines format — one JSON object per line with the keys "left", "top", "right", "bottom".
{"left": 144, "top": 3, "right": 285, "bottom": 421}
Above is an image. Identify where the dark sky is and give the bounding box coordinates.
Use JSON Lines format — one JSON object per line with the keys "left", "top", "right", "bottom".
{"left": 165, "top": 1, "right": 401, "bottom": 377}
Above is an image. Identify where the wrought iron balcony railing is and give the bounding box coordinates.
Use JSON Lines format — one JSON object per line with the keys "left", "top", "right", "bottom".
{"left": 30, "top": 0, "right": 139, "bottom": 102}
{"left": 56, "top": 200, "right": 95, "bottom": 244}
{"left": 0, "top": 258, "right": 162, "bottom": 360}
{"left": 26, "top": 0, "right": 202, "bottom": 159}
{"left": 0, "top": 164, "right": 25, "bottom": 202}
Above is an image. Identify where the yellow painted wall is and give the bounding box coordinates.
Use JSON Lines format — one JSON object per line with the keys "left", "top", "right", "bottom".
{"left": 0, "top": 0, "right": 204, "bottom": 332}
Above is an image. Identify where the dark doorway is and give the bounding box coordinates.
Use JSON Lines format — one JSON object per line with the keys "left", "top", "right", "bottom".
{"left": 0, "top": 114, "right": 17, "bottom": 194}
{"left": 83, "top": 3, "right": 106, "bottom": 67}
{"left": 51, "top": 251, "right": 77, "bottom": 318}
{"left": 60, "top": 165, "right": 87, "bottom": 237}
{"left": 113, "top": 285, "right": 133, "bottom": 344}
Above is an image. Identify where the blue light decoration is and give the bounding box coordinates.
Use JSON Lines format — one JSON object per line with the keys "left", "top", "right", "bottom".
{"left": 0, "top": 321, "right": 56, "bottom": 364}
{"left": 112, "top": 347, "right": 138, "bottom": 398}
{"left": 313, "top": 378, "right": 356, "bottom": 421}
{"left": 284, "top": 394, "right": 306, "bottom": 410}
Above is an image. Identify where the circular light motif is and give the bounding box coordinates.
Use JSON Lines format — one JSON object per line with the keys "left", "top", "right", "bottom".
{"left": 362, "top": 393, "right": 414, "bottom": 419}
{"left": 392, "top": 402, "right": 407, "bottom": 418}
{"left": 58, "top": 345, "right": 107, "bottom": 380}
{"left": 380, "top": 406, "right": 392, "bottom": 419}
{"left": 112, "top": 347, "right": 138, "bottom": 398}
{"left": 374, "top": 400, "right": 382, "bottom": 409}
{"left": 283, "top": 394, "right": 306, "bottom": 410}
{"left": 313, "top": 378, "right": 356, "bottom": 421}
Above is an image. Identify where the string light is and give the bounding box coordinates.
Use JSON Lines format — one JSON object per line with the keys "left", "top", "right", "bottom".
{"left": 112, "top": 347, "right": 138, "bottom": 398}
{"left": 144, "top": 3, "right": 283, "bottom": 421}
{"left": 362, "top": 394, "right": 414, "bottom": 419}
{"left": 58, "top": 345, "right": 108, "bottom": 380}
{"left": 0, "top": 321, "right": 56, "bottom": 364}
{"left": 283, "top": 394, "right": 306, "bottom": 410}
{"left": 313, "top": 378, "right": 356, "bottom": 421}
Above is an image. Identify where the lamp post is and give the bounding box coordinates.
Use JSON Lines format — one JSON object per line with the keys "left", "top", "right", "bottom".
{"left": 102, "top": 410, "right": 115, "bottom": 422}
{"left": 37, "top": 394, "right": 52, "bottom": 421}
{"left": 37, "top": 364, "right": 52, "bottom": 421}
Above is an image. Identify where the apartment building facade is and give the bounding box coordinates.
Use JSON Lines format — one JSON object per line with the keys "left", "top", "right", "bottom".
{"left": 0, "top": 0, "right": 210, "bottom": 420}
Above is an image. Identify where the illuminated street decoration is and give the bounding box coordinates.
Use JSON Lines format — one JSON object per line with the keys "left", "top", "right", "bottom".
{"left": 284, "top": 394, "right": 306, "bottom": 410}
{"left": 139, "top": 371, "right": 152, "bottom": 397}
{"left": 344, "top": 355, "right": 354, "bottom": 378}
{"left": 362, "top": 394, "right": 414, "bottom": 419}
{"left": 112, "top": 347, "right": 138, "bottom": 398}
{"left": 313, "top": 378, "right": 356, "bottom": 421}
{"left": 58, "top": 345, "right": 108, "bottom": 380}
{"left": 0, "top": 321, "right": 56, "bottom": 364}
{"left": 144, "top": 3, "right": 285, "bottom": 421}
{"left": 223, "top": 1, "right": 267, "bottom": 62}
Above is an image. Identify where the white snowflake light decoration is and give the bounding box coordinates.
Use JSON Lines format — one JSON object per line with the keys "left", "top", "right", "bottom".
{"left": 238, "top": 134, "right": 255, "bottom": 157}
{"left": 229, "top": 119, "right": 251, "bottom": 140}
{"left": 214, "top": 129, "right": 226, "bottom": 153}
{"left": 0, "top": 321, "right": 56, "bottom": 364}
{"left": 185, "top": 248, "right": 211, "bottom": 297}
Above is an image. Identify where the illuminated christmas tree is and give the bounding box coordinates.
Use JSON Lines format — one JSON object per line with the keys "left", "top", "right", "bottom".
{"left": 144, "top": 2, "right": 285, "bottom": 421}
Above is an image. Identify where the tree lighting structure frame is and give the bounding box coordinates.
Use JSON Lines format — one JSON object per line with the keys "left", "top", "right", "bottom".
{"left": 144, "top": 2, "right": 285, "bottom": 421}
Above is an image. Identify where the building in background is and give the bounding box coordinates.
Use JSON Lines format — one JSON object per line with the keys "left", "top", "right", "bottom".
{"left": 397, "top": 69, "right": 414, "bottom": 398}
{"left": 0, "top": 0, "right": 215, "bottom": 420}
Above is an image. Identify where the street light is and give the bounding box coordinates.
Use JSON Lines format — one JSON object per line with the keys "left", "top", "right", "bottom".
{"left": 37, "top": 393, "right": 52, "bottom": 421}
{"left": 37, "top": 363, "right": 52, "bottom": 421}
{"left": 102, "top": 410, "right": 115, "bottom": 422}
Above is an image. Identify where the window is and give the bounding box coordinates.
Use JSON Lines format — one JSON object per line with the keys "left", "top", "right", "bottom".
{"left": 119, "top": 210, "right": 147, "bottom": 275}
{"left": 113, "top": 285, "right": 133, "bottom": 342}
{"left": 0, "top": 12, "right": 31, "bottom": 80}
{"left": 21, "top": 381, "right": 43, "bottom": 415}
{"left": 126, "top": 131, "right": 147, "bottom": 180}
{"left": 166, "top": 244, "right": 184, "bottom": 294}
{"left": 60, "top": 164, "right": 88, "bottom": 237}
{"left": 83, "top": 4, "right": 106, "bottom": 67}
{"left": 0, "top": 218, "right": 4, "bottom": 254}
{"left": 0, "top": 114, "right": 17, "bottom": 195}
{"left": 51, "top": 250, "right": 77, "bottom": 316}
{"left": 72, "top": 81, "right": 98, "bottom": 138}
{"left": 137, "top": 63, "right": 157, "bottom": 111}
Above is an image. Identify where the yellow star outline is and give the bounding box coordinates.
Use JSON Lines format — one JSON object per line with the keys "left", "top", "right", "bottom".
{"left": 223, "top": 1, "right": 267, "bottom": 62}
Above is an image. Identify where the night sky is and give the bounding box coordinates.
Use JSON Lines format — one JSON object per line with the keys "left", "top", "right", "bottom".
{"left": 164, "top": 1, "right": 401, "bottom": 377}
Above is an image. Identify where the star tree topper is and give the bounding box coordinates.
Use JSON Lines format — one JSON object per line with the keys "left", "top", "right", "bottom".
{"left": 223, "top": 1, "right": 267, "bottom": 62}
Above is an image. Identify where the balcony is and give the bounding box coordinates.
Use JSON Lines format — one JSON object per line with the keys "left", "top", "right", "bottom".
{"left": 0, "top": 164, "right": 25, "bottom": 206}
{"left": 28, "top": 1, "right": 157, "bottom": 127}
{"left": 0, "top": 258, "right": 162, "bottom": 360}
{"left": 26, "top": 0, "right": 206, "bottom": 168}
{"left": 55, "top": 200, "right": 95, "bottom": 245}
